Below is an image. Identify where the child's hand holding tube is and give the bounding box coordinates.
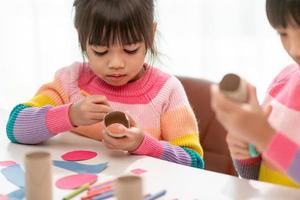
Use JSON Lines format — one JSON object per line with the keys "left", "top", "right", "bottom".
{"left": 211, "top": 74, "right": 275, "bottom": 156}
{"left": 69, "top": 95, "right": 113, "bottom": 126}
{"left": 102, "top": 111, "right": 145, "bottom": 152}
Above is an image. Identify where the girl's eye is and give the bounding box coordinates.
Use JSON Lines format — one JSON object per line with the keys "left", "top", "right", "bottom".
{"left": 93, "top": 50, "right": 108, "bottom": 56}
{"left": 124, "top": 48, "right": 139, "bottom": 54}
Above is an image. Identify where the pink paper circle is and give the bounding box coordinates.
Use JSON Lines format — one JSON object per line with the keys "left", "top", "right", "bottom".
{"left": 55, "top": 174, "right": 97, "bottom": 189}
{"left": 0, "top": 161, "right": 17, "bottom": 167}
{"left": 131, "top": 168, "right": 147, "bottom": 175}
{"left": 61, "top": 150, "right": 97, "bottom": 161}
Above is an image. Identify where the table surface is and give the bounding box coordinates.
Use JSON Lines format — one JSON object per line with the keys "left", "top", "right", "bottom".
{"left": 1, "top": 109, "right": 300, "bottom": 200}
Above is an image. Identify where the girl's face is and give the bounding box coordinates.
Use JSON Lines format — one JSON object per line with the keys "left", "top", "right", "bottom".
{"left": 86, "top": 41, "right": 147, "bottom": 86}
{"left": 277, "top": 26, "right": 300, "bottom": 66}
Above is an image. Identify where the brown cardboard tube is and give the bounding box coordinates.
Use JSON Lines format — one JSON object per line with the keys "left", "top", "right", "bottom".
{"left": 219, "top": 73, "right": 248, "bottom": 103}
{"left": 25, "top": 151, "right": 52, "bottom": 200}
{"left": 114, "top": 175, "right": 143, "bottom": 200}
{"left": 104, "top": 111, "right": 130, "bottom": 138}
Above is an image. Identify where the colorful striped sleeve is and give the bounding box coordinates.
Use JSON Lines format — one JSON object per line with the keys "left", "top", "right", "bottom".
{"left": 233, "top": 156, "right": 262, "bottom": 180}
{"left": 264, "top": 133, "right": 300, "bottom": 183}
{"left": 132, "top": 77, "right": 204, "bottom": 169}
{"left": 6, "top": 66, "right": 78, "bottom": 144}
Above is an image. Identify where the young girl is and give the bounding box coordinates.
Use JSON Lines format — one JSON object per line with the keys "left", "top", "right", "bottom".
{"left": 6, "top": 0, "right": 204, "bottom": 169}
{"left": 211, "top": 0, "right": 300, "bottom": 187}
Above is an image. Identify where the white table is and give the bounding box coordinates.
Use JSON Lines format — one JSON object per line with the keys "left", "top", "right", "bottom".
{"left": 1, "top": 109, "right": 300, "bottom": 200}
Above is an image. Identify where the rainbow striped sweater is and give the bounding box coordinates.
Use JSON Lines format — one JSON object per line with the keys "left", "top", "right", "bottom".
{"left": 234, "top": 64, "right": 300, "bottom": 187}
{"left": 6, "top": 62, "right": 204, "bottom": 168}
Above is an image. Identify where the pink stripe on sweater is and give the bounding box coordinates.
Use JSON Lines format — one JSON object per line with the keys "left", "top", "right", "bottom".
{"left": 264, "top": 133, "right": 298, "bottom": 171}
{"left": 132, "top": 134, "right": 163, "bottom": 157}
{"left": 46, "top": 104, "right": 74, "bottom": 134}
{"left": 78, "top": 64, "right": 171, "bottom": 104}
{"left": 266, "top": 95, "right": 300, "bottom": 144}
{"left": 268, "top": 64, "right": 300, "bottom": 111}
{"left": 109, "top": 102, "right": 161, "bottom": 133}
{"left": 56, "top": 62, "right": 83, "bottom": 103}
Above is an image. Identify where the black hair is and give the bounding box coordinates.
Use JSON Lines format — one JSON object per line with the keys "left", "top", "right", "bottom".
{"left": 73, "top": 0, "right": 156, "bottom": 56}
{"left": 266, "top": 0, "right": 300, "bottom": 28}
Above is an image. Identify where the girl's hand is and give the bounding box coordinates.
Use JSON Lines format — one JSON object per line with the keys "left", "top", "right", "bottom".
{"left": 226, "top": 133, "right": 252, "bottom": 160}
{"left": 210, "top": 84, "right": 275, "bottom": 152}
{"left": 69, "top": 95, "right": 113, "bottom": 126}
{"left": 102, "top": 118, "right": 145, "bottom": 152}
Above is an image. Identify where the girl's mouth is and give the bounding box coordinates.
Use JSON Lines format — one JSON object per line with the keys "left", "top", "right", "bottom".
{"left": 107, "top": 74, "right": 126, "bottom": 82}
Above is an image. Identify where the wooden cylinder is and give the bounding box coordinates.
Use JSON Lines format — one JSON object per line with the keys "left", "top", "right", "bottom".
{"left": 114, "top": 175, "right": 143, "bottom": 200}
{"left": 25, "top": 151, "right": 52, "bottom": 200}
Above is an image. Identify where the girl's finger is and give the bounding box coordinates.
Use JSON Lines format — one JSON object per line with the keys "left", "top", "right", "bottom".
{"left": 226, "top": 134, "right": 248, "bottom": 148}
{"left": 230, "top": 146, "right": 250, "bottom": 159}
{"left": 263, "top": 105, "right": 273, "bottom": 117}
{"left": 232, "top": 153, "right": 251, "bottom": 160}
{"left": 89, "top": 113, "right": 107, "bottom": 120}
{"left": 210, "top": 84, "right": 242, "bottom": 113}
{"left": 247, "top": 84, "right": 260, "bottom": 107}
{"left": 102, "top": 130, "right": 127, "bottom": 146}
{"left": 228, "top": 140, "right": 248, "bottom": 149}
{"left": 230, "top": 145, "right": 249, "bottom": 156}
{"left": 102, "top": 140, "right": 115, "bottom": 149}
{"left": 88, "top": 104, "right": 113, "bottom": 113}
{"left": 88, "top": 95, "right": 111, "bottom": 106}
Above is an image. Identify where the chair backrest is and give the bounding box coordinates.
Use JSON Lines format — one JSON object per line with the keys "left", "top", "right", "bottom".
{"left": 178, "top": 76, "right": 237, "bottom": 176}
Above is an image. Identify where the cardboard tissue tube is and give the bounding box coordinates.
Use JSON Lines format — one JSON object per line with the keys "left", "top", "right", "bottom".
{"left": 114, "top": 175, "right": 143, "bottom": 200}
{"left": 25, "top": 151, "right": 52, "bottom": 200}
{"left": 219, "top": 73, "right": 248, "bottom": 102}
{"left": 104, "top": 111, "right": 130, "bottom": 138}
{"left": 219, "top": 73, "right": 258, "bottom": 157}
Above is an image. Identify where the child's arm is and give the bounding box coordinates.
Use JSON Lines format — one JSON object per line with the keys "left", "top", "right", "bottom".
{"left": 235, "top": 130, "right": 300, "bottom": 184}
{"left": 211, "top": 81, "right": 300, "bottom": 183}
{"left": 225, "top": 133, "right": 262, "bottom": 180}
{"left": 233, "top": 157, "right": 262, "bottom": 180}
{"left": 131, "top": 77, "right": 204, "bottom": 169}
{"left": 6, "top": 76, "right": 73, "bottom": 144}
{"left": 6, "top": 65, "right": 85, "bottom": 144}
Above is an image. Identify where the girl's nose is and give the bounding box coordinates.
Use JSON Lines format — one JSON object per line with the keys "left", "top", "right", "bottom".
{"left": 108, "top": 54, "right": 125, "bottom": 70}
{"left": 289, "top": 38, "right": 300, "bottom": 60}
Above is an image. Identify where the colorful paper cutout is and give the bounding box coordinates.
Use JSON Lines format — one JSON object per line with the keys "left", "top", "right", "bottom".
{"left": 61, "top": 150, "right": 97, "bottom": 161}
{"left": 53, "top": 160, "right": 108, "bottom": 174}
{"left": 55, "top": 174, "right": 97, "bottom": 190}
{"left": 1, "top": 164, "right": 25, "bottom": 188}
{"left": 0, "top": 161, "right": 17, "bottom": 167}
{"left": 130, "top": 168, "right": 147, "bottom": 175}
{"left": 90, "top": 190, "right": 113, "bottom": 200}
{"left": 7, "top": 189, "right": 25, "bottom": 200}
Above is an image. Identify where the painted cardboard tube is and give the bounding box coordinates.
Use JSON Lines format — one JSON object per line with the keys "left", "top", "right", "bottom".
{"left": 25, "top": 151, "right": 52, "bottom": 200}
{"left": 114, "top": 175, "right": 143, "bottom": 200}
{"left": 104, "top": 111, "right": 130, "bottom": 138}
{"left": 219, "top": 73, "right": 248, "bottom": 102}
{"left": 219, "top": 73, "right": 258, "bottom": 157}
